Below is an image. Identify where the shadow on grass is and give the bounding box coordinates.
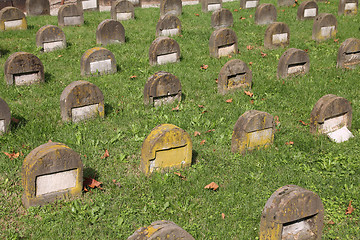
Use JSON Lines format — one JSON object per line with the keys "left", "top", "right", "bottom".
{"left": 9, "top": 115, "right": 27, "bottom": 132}
{"left": 191, "top": 150, "right": 198, "bottom": 165}
{"left": 44, "top": 72, "right": 54, "bottom": 83}
{"left": 83, "top": 167, "right": 99, "bottom": 179}
{"left": 0, "top": 48, "right": 10, "bottom": 56}
{"left": 105, "top": 103, "right": 114, "bottom": 116}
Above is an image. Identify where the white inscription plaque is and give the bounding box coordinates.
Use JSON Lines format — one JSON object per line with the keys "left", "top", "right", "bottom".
{"left": 304, "top": 8, "right": 316, "bottom": 17}
{"left": 72, "top": 103, "right": 99, "bottom": 122}
{"left": 272, "top": 33, "right": 288, "bottom": 44}
{"left": 327, "top": 126, "right": 354, "bottom": 143}
{"left": 208, "top": 4, "right": 221, "bottom": 11}
{"left": 43, "top": 41, "right": 65, "bottom": 52}
{"left": 161, "top": 28, "right": 179, "bottom": 37}
{"left": 320, "top": 26, "right": 335, "bottom": 37}
{"left": 0, "top": 120, "right": 5, "bottom": 133}
{"left": 218, "top": 44, "right": 235, "bottom": 57}
{"left": 90, "top": 59, "right": 112, "bottom": 74}
{"left": 157, "top": 52, "right": 177, "bottom": 64}
{"left": 287, "top": 64, "right": 305, "bottom": 74}
{"left": 245, "top": 1, "right": 258, "bottom": 8}
{"left": 4, "top": 19, "right": 22, "bottom": 30}
{"left": 116, "top": 12, "right": 132, "bottom": 21}
{"left": 14, "top": 72, "right": 40, "bottom": 86}
{"left": 82, "top": 0, "right": 97, "bottom": 9}
{"left": 345, "top": 3, "right": 356, "bottom": 10}
{"left": 322, "top": 114, "right": 347, "bottom": 133}
{"left": 36, "top": 169, "right": 77, "bottom": 196}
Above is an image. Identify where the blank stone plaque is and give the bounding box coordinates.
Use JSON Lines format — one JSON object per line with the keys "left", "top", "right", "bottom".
{"left": 0, "top": 120, "right": 5, "bottom": 133}
{"left": 202, "top": 0, "right": 222, "bottom": 12}
{"left": 241, "top": 0, "right": 258, "bottom": 9}
{"left": 36, "top": 169, "right": 77, "bottom": 196}
{"left": 208, "top": 4, "right": 221, "bottom": 11}
{"left": 72, "top": 104, "right": 100, "bottom": 122}
{"left": 14, "top": 72, "right": 41, "bottom": 85}
{"left": 157, "top": 52, "right": 177, "bottom": 64}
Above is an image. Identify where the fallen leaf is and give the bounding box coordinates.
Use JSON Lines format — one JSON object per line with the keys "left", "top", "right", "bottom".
{"left": 281, "top": 9, "right": 285, "bottom": 12}
{"left": 112, "top": 179, "right": 122, "bottom": 188}
{"left": 3, "top": 152, "right": 19, "bottom": 159}
{"left": 172, "top": 105, "right": 180, "bottom": 111}
{"left": 328, "top": 220, "right": 335, "bottom": 225}
{"left": 195, "top": 13, "right": 199, "bottom": 16}
{"left": 240, "top": 17, "right": 246, "bottom": 20}
{"left": 228, "top": 55, "right": 232, "bottom": 58}
{"left": 234, "top": 9, "right": 238, "bottom": 12}
{"left": 304, "top": 49, "right": 309, "bottom": 53}
{"left": 249, "top": 14, "right": 252, "bottom": 18}
{"left": 101, "top": 149, "right": 110, "bottom": 159}
{"left": 215, "top": 78, "right": 218, "bottom": 83}
{"left": 346, "top": 200, "right": 355, "bottom": 215}
{"left": 58, "top": 55, "right": 62, "bottom": 58}
{"left": 204, "top": 182, "right": 219, "bottom": 191}
{"left": 274, "top": 116, "right": 280, "bottom": 126}
{"left": 292, "top": 3, "right": 296, "bottom": 7}
{"left": 174, "top": 172, "right": 186, "bottom": 180}
{"left": 226, "top": 98, "right": 233, "bottom": 103}
{"left": 250, "top": 100, "right": 254, "bottom": 104}
{"left": 334, "top": 39, "right": 339, "bottom": 43}
{"left": 299, "top": 120, "right": 308, "bottom": 126}
{"left": 198, "top": 105, "right": 204, "bottom": 108}
{"left": 205, "top": 129, "right": 215, "bottom": 133}
{"left": 200, "top": 64, "right": 208, "bottom": 70}
{"left": 260, "top": 51, "right": 267, "bottom": 57}
{"left": 285, "top": 141, "right": 294, "bottom": 145}
{"left": 84, "top": 177, "right": 103, "bottom": 190}
{"left": 130, "top": 75, "right": 137, "bottom": 79}
{"left": 222, "top": 213, "right": 225, "bottom": 219}
{"left": 247, "top": 45, "right": 253, "bottom": 50}
{"left": 194, "top": 131, "right": 201, "bottom": 137}
{"left": 249, "top": 62, "right": 253, "bottom": 65}
{"left": 244, "top": 90, "right": 253, "bottom": 97}
{"left": 200, "top": 140, "right": 206, "bottom": 145}
{"left": 48, "top": 139, "right": 52, "bottom": 143}
{"left": 11, "top": 117, "right": 20, "bottom": 123}
{"left": 201, "top": 110, "right": 208, "bottom": 114}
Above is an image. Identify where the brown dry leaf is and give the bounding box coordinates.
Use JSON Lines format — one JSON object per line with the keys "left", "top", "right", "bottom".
{"left": 172, "top": 105, "right": 180, "bottom": 111}
{"left": 234, "top": 9, "right": 238, "bottom": 12}
{"left": 200, "top": 140, "right": 206, "bottom": 145}
{"left": 244, "top": 90, "right": 253, "bottom": 97}
{"left": 334, "top": 39, "right": 339, "bottom": 43}
{"left": 226, "top": 98, "right": 233, "bottom": 103}
{"left": 112, "top": 179, "right": 122, "bottom": 188}
{"left": 292, "top": 3, "right": 296, "bottom": 7}
{"left": 4, "top": 152, "right": 19, "bottom": 159}
{"left": 194, "top": 131, "right": 201, "bottom": 137}
{"left": 201, "top": 111, "right": 208, "bottom": 114}
{"left": 260, "top": 51, "right": 267, "bottom": 57}
{"left": 328, "top": 220, "right": 335, "bottom": 225}
{"left": 250, "top": 100, "right": 254, "bottom": 104}
{"left": 249, "top": 14, "right": 253, "bottom": 18}
{"left": 198, "top": 105, "right": 204, "bottom": 108}
{"left": 205, "top": 129, "right": 215, "bottom": 133}
{"left": 200, "top": 64, "right": 208, "bottom": 70}
{"left": 215, "top": 78, "right": 218, "bottom": 83}
{"left": 346, "top": 200, "right": 355, "bottom": 215}
{"left": 101, "top": 149, "right": 110, "bottom": 159}
{"left": 84, "top": 177, "right": 103, "bottom": 190}
{"left": 195, "top": 13, "right": 199, "bottom": 16}
{"left": 240, "top": 17, "right": 246, "bottom": 20}
{"left": 58, "top": 55, "right": 62, "bottom": 58}
{"left": 249, "top": 62, "right": 253, "bottom": 65}
{"left": 285, "top": 141, "right": 294, "bottom": 145}
{"left": 274, "top": 116, "right": 280, "bottom": 126}
{"left": 204, "top": 182, "right": 219, "bottom": 191}
{"left": 228, "top": 55, "right": 232, "bottom": 58}
{"left": 221, "top": 213, "right": 225, "bottom": 219}
{"left": 174, "top": 172, "right": 186, "bottom": 180}
{"left": 247, "top": 45, "right": 253, "bottom": 50}
{"left": 11, "top": 117, "right": 20, "bottom": 123}
{"left": 299, "top": 120, "right": 309, "bottom": 126}
{"left": 304, "top": 49, "right": 309, "bottom": 53}
{"left": 130, "top": 75, "right": 137, "bottom": 79}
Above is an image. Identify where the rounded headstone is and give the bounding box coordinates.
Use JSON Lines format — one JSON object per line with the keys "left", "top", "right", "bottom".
{"left": 111, "top": 0, "right": 134, "bottom": 21}
{"left": 156, "top": 13, "right": 181, "bottom": 37}
{"left": 0, "top": 97, "right": 11, "bottom": 135}
{"left": 21, "top": 142, "right": 83, "bottom": 208}
{"left": 240, "top": 0, "right": 259, "bottom": 9}
{"left": 255, "top": 3, "right": 277, "bottom": 25}
{"left": 60, "top": 80, "right": 105, "bottom": 122}
{"left": 338, "top": 0, "right": 358, "bottom": 15}
{"left": 77, "top": 0, "right": 99, "bottom": 11}
{"left": 58, "top": 4, "right": 84, "bottom": 27}
{"left": 231, "top": 110, "right": 275, "bottom": 154}
{"left": 12, "top": 0, "right": 27, "bottom": 12}
{"left": 140, "top": 124, "right": 192, "bottom": 175}
{"left": 144, "top": 71, "right": 182, "bottom": 106}
{"left": 80, "top": 47, "right": 117, "bottom": 75}
{"left": 277, "top": 48, "right": 310, "bottom": 79}
{"left": 337, "top": 38, "right": 360, "bottom": 69}
{"left": 26, "top": 0, "right": 50, "bottom": 16}
{"left": 278, "top": 0, "right": 294, "bottom": 7}
{"left": 209, "top": 28, "right": 238, "bottom": 58}
{"left": 211, "top": 8, "right": 233, "bottom": 29}
{"left": 0, "top": 6, "right": 27, "bottom": 31}
{"left": 36, "top": 25, "right": 66, "bottom": 52}
{"left": 149, "top": 36, "right": 180, "bottom": 65}
{"left": 297, "top": 0, "right": 318, "bottom": 20}
{"left": 160, "top": 0, "right": 182, "bottom": 17}
{"left": 96, "top": 19, "right": 125, "bottom": 45}
{"left": 202, "top": 0, "right": 222, "bottom": 13}
{"left": 312, "top": 13, "right": 337, "bottom": 42}
{"left": 4, "top": 52, "right": 45, "bottom": 86}
{"left": 264, "top": 22, "right": 290, "bottom": 49}
{"left": 218, "top": 59, "right": 252, "bottom": 95}
{"left": 259, "top": 185, "right": 324, "bottom": 240}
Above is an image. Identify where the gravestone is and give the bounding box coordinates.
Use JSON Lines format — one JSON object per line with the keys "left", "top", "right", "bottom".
{"left": 96, "top": 19, "right": 125, "bottom": 45}
{"left": 160, "top": 0, "right": 182, "bottom": 17}
{"left": 12, "top": 0, "right": 26, "bottom": 12}
{"left": 140, "top": 124, "right": 192, "bottom": 175}
{"left": 260, "top": 185, "right": 324, "bottom": 240}
{"left": 277, "top": 48, "right": 310, "bottom": 79}
{"left": 240, "top": 0, "right": 259, "bottom": 9}
{"left": 231, "top": 110, "right": 275, "bottom": 154}
{"left": 58, "top": 4, "right": 84, "bottom": 26}
{"left": 211, "top": 8, "right": 233, "bottom": 29}
{"left": 310, "top": 94, "right": 353, "bottom": 143}
{"left": 297, "top": 0, "right": 318, "bottom": 20}
{"left": 0, "top": 98, "right": 11, "bottom": 135}
{"left": 128, "top": 220, "right": 195, "bottom": 240}
{"left": 209, "top": 28, "right": 238, "bottom": 58}
{"left": 278, "top": 0, "right": 293, "bottom": 7}
{"left": 36, "top": 25, "right": 66, "bottom": 52}
{"left": 80, "top": 47, "right": 117, "bottom": 75}
{"left": 202, "top": 0, "right": 222, "bottom": 13}
{"left": 338, "top": 0, "right": 358, "bottom": 15}
{"left": 149, "top": 37, "right": 180, "bottom": 65}
{"left": 312, "top": 13, "right": 337, "bottom": 42}
{"left": 337, "top": 38, "right": 360, "bottom": 69}
{"left": 111, "top": 0, "right": 134, "bottom": 21}
{"left": 255, "top": 3, "right": 277, "bottom": 25}
{"left": 156, "top": 13, "right": 181, "bottom": 37}
{"left": 0, "top": 6, "right": 27, "bottom": 31}
{"left": 144, "top": 71, "right": 181, "bottom": 106}
{"left": 4, "top": 52, "right": 44, "bottom": 86}
{"left": 218, "top": 59, "right": 252, "bottom": 95}
{"left": 21, "top": 142, "right": 83, "bottom": 208}
{"left": 264, "top": 22, "right": 289, "bottom": 49}
{"left": 26, "top": 0, "right": 49, "bottom": 16}
{"left": 78, "top": 0, "right": 99, "bottom": 11}
{"left": 60, "top": 80, "right": 105, "bottom": 122}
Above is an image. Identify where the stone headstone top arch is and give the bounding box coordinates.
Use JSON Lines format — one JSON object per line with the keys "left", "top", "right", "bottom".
{"left": 58, "top": 4, "right": 84, "bottom": 26}
{"left": 156, "top": 13, "right": 181, "bottom": 37}
{"left": 264, "top": 22, "right": 289, "bottom": 49}
{"left": 160, "top": 0, "right": 182, "bottom": 17}
{"left": 297, "top": 0, "right": 318, "bottom": 20}
{"left": 149, "top": 36, "right": 180, "bottom": 65}
{"left": 80, "top": 47, "right": 117, "bottom": 75}
{"left": 209, "top": 28, "right": 238, "bottom": 58}
{"left": 211, "top": 8, "right": 233, "bottom": 29}
{"left": 0, "top": 97, "right": 11, "bottom": 135}
{"left": 218, "top": 59, "right": 251, "bottom": 95}
{"left": 312, "top": 13, "right": 337, "bottom": 42}
{"left": 0, "top": 6, "right": 27, "bottom": 31}
{"left": 337, "top": 38, "right": 360, "bottom": 69}
{"left": 277, "top": 48, "right": 310, "bottom": 79}
{"left": 26, "top": 0, "right": 50, "bottom": 16}
{"left": 36, "top": 25, "right": 66, "bottom": 52}
{"left": 255, "top": 3, "right": 277, "bottom": 25}
{"left": 96, "top": 19, "right": 125, "bottom": 45}
{"left": 111, "top": 0, "right": 134, "bottom": 21}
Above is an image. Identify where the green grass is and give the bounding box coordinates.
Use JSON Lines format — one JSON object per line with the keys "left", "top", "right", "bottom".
{"left": 0, "top": 1, "right": 360, "bottom": 239}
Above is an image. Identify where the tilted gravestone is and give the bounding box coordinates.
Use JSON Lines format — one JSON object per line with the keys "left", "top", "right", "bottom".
{"left": 337, "top": 38, "right": 360, "bottom": 69}
{"left": 278, "top": 0, "right": 293, "bottom": 7}
{"left": 156, "top": 13, "right": 181, "bottom": 37}
{"left": 58, "top": 4, "right": 84, "bottom": 26}
{"left": 231, "top": 110, "right": 275, "bottom": 154}
{"left": 209, "top": 28, "right": 238, "bottom": 58}
{"left": 4, "top": 52, "right": 44, "bottom": 86}
{"left": 297, "top": 0, "right": 318, "bottom": 20}
{"left": 260, "top": 185, "right": 324, "bottom": 240}
{"left": 211, "top": 8, "right": 233, "bottom": 29}
{"left": 202, "top": 0, "right": 222, "bottom": 13}
{"left": 310, "top": 94, "right": 353, "bottom": 143}
{"left": 96, "top": 19, "right": 125, "bottom": 45}
{"left": 218, "top": 59, "right": 252, "bottom": 95}
{"left": 312, "top": 13, "right": 337, "bottom": 42}
{"left": 26, "top": 0, "right": 49, "bottom": 16}
{"left": 240, "top": 0, "right": 259, "bottom": 9}
{"left": 36, "top": 25, "right": 66, "bottom": 52}
{"left": 77, "top": 0, "right": 99, "bottom": 11}
{"left": 160, "top": 0, "right": 182, "bottom": 17}
{"left": 0, "top": 97, "right": 11, "bottom": 135}
{"left": 277, "top": 48, "right": 310, "bottom": 79}
{"left": 0, "top": 6, "right": 27, "bottom": 31}
{"left": 111, "top": 0, "right": 134, "bottom": 21}
{"left": 255, "top": 3, "right": 277, "bottom": 25}
{"left": 128, "top": 220, "right": 195, "bottom": 240}
{"left": 22, "top": 142, "right": 83, "bottom": 208}
{"left": 144, "top": 71, "right": 181, "bottom": 106}
{"left": 338, "top": 0, "right": 358, "bottom": 15}
{"left": 60, "top": 80, "right": 105, "bottom": 122}
{"left": 80, "top": 47, "right": 117, "bottom": 75}
{"left": 149, "top": 37, "right": 180, "bottom": 65}
{"left": 140, "top": 124, "right": 192, "bottom": 175}
{"left": 264, "top": 22, "right": 289, "bottom": 49}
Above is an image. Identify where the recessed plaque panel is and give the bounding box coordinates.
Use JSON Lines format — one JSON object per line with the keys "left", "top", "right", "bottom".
{"left": 14, "top": 72, "right": 40, "bottom": 85}
{"left": 64, "top": 16, "right": 81, "bottom": 25}
{"left": 247, "top": 128, "right": 273, "bottom": 150}
{"left": 208, "top": 3, "right": 221, "bottom": 11}
{"left": 345, "top": 3, "right": 356, "bottom": 10}
{"left": 321, "top": 26, "right": 335, "bottom": 37}
{"left": 43, "top": 41, "right": 64, "bottom": 52}
{"left": 161, "top": 28, "right": 179, "bottom": 36}
{"left": 0, "top": 120, "right": 5, "bottom": 133}
{"left": 245, "top": 0, "right": 257, "bottom": 8}
{"left": 287, "top": 62, "right": 306, "bottom": 74}
{"left": 218, "top": 44, "right": 235, "bottom": 57}
{"left": 116, "top": 12, "right": 132, "bottom": 21}
{"left": 282, "top": 217, "right": 316, "bottom": 239}
{"left": 153, "top": 94, "right": 179, "bottom": 107}
{"left": 82, "top": 0, "right": 97, "bottom": 9}
{"left": 304, "top": 8, "right": 316, "bottom": 17}
{"left": 36, "top": 169, "right": 77, "bottom": 196}
{"left": 71, "top": 103, "right": 99, "bottom": 122}
{"left": 4, "top": 19, "right": 22, "bottom": 30}
{"left": 322, "top": 114, "right": 347, "bottom": 133}
{"left": 90, "top": 59, "right": 112, "bottom": 74}
{"left": 227, "top": 72, "right": 246, "bottom": 88}
{"left": 150, "top": 145, "right": 187, "bottom": 172}
{"left": 157, "top": 52, "right": 177, "bottom": 64}
{"left": 272, "top": 33, "right": 288, "bottom": 44}
{"left": 345, "top": 50, "right": 360, "bottom": 62}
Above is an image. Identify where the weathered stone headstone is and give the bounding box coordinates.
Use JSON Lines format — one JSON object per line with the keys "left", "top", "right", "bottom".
{"left": 149, "top": 37, "right": 180, "bottom": 65}
{"left": 78, "top": 0, "right": 99, "bottom": 11}
{"left": 60, "top": 80, "right": 105, "bottom": 122}
{"left": 160, "top": 0, "right": 182, "bottom": 17}
{"left": 278, "top": 0, "right": 293, "bottom": 7}
{"left": 0, "top": 6, "right": 27, "bottom": 31}
{"left": 211, "top": 8, "right": 233, "bottom": 29}
{"left": 128, "top": 220, "right": 195, "bottom": 240}
{"left": 96, "top": 19, "right": 125, "bottom": 45}
{"left": 111, "top": 0, "right": 134, "bottom": 21}
{"left": 338, "top": 0, "right": 358, "bottom": 15}
{"left": 297, "top": 0, "right": 318, "bottom": 20}
{"left": 209, "top": 28, "right": 237, "bottom": 58}
{"left": 156, "top": 13, "right": 181, "bottom": 37}
{"left": 312, "top": 13, "right": 337, "bottom": 42}
{"left": 80, "top": 47, "right": 117, "bottom": 75}
{"left": 26, "top": 0, "right": 49, "bottom": 16}
{"left": 22, "top": 142, "right": 83, "bottom": 208}
{"left": 337, "top": 38, "right": 360, "bottom": 69}
{"left": 240, "top": 0, "right": 259, "bottom": 9}
{"left": 140, "top": 124, "right": 192, "bottom": 175}
{"left": 0, "top": 97, "right": 11, "bottom": 135}
{"left": 310, "top": 94, "right": 353, "bottom": 143}
{"left": 277, "top": 48, "right": 310, "bottom": 79}
{"left": 144, "top": 71, "right": 181, "bottom": 106}
{"left": 255, "top": 3, "right": 277, "bottom": 25}
{"left": 218, "top": 59, "right": 251, "bottom": 95}
{"left": 202, "top": 0, "right": 222, "bottom": 13}
{"left": 231, "top": 110, "right": 275, "bottom": 154}
{"left": 58, "top": 4, "right": 84, "bottom": 26}
{"left": 264, "top": 22, "right": 289, "bottom": 49}
{"left": 36, "top": 25, "right": 66, "bottom": 52}
{"left": 259, "top": 185, "right": 324, "bottom": 240}
{"left": 4, "top": 52, "right": 44, "bottom": 86}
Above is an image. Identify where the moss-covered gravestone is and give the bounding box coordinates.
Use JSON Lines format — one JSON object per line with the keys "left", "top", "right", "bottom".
{"left": 202, "top": 0, "right": 222, "bottom": 12}
{"left": 149, "top": 37, "right": 180, "bottom": 65}
{"left": 312, "top": 13, "right": 337, "bottom": 42}
{"left": 26, "top": 0, "right": 50, "bottom": 16}
{"left": 36, "top": 25, "right": 66, "bottom": 52}
{"left": 96, "top": 19, "right": 125, "bottom": 45}
{"left": 297, "top": 1, "right": 318, "bottom": 20}
{"left": 80, "top": 47, "right": 117, "bottom": 75}
{"left": 0, "top": 97, "right": 11, "bottom": 135}
{"left": 0, "top": 6, "right": 27, "bottom": 31}
{"left": 337, "top": 38, "right": 360, "bottom": 69}
{"left": 277, "top": 48, "right": 310, "bottom": 79}
{"left": 338, "top": 0, "right": 358, "bottom": 15}
{"left": 58, "top": 4, "right": 84, "bottom": 26}
{"left": 209, "top": 28, "right": 238, "bottom": 58}
{"left": 111, "top": 0, "right": 134, "bottom": 21}
{"left": 264, "top": 22, "right": 290, "bottom": 49}
{"left": 156, "top": 14, "right": 181, "bottom": 37}
{"left": 240, "top": 0, "right": 259, "bottom": 9}
{"left": 211, "top": 8, "right": 233, "bottom": 29}
{"left": 255, "top": 3, "right": 277, "bottom": 25}
{"left": 160, "top": 0, "right": 182, "bottom": 17}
